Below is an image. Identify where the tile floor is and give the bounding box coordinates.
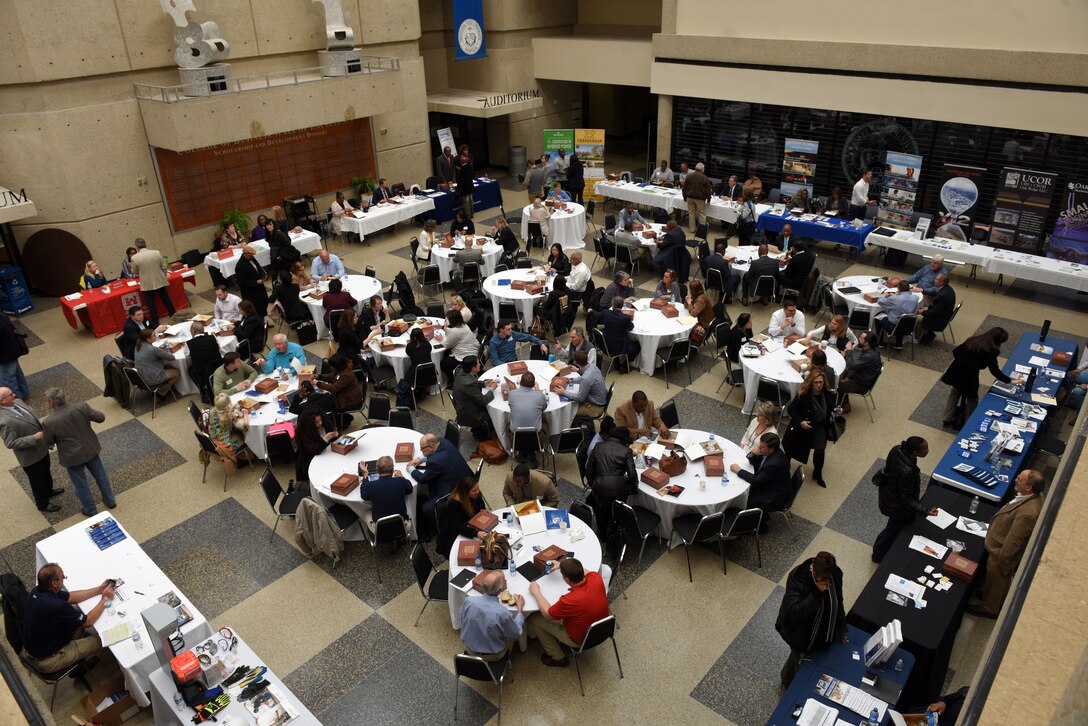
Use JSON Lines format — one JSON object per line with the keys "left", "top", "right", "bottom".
{"left": 0, "top": 172, "right": 1083, "bottom": 725}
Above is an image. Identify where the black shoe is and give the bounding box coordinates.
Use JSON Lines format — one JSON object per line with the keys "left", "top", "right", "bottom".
{"left": 37, "top": 504, "right": 61, "bottom": 513}
{"left": 106, "top": 501, "right": 118, "bottom": 509}
{"left": 942, "top": 420, "right": 959, "bottom": 430}
{"left": 540, "top": 654, "right": 570, "bottom": 668}
{"left": 48, "top": 488, "right": 65, "bottom": 497}
{"left": 871, "top": 554, "right": 882, "bottom": 563}
{"left": 814, "top": 477, "right": 827, "bottom": 488}
{"left": 81, "top": 509, "right": 97, "bottom": 517}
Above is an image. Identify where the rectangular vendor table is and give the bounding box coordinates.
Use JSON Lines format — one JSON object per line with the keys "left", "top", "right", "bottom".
{"left": 60, "top": 269, "right": 196, "bottom": 337}
{"left": 848, "top": 486, "right": 997, "bottom": 708}
{"left": 766, "top": 624, "right": 915, "bottom": 726}
{"left": 341, "top": 196, "right": 436, "bottom": 238}
{"left": 427, "top": 178, "right": 503, "bottom": 223}
{"left": 865, "top": 228, "right": 995, "bottom": 285}
{"left": 757, "top": 210, "right": 873, "bottom": 253}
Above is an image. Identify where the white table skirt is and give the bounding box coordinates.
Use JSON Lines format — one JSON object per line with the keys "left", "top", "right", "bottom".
{"left": 228, "top": 373, "right": 299, "bottom": 460}
{"left": 483, "top": 268, "right": 550, "bottom": 325}
{"left": 301, "top": 274, "right": 383, "bottom": 340}
{"left": 832, "top": 275, "right": 922, "bottom": 319}
{"left": 308, "top": 426, "right": 421, "bottom": 542}
{"left": 985, "top": 249, "right": 1088, "bottom": 291}
{"left": 432, "top": 239, "right": 502, "bottom": 283}
{"left": 864, "top": 230, "right": 996, "bottom": 267}
{"left": 630, "top": 299, "right": 696, "bottom": 376}
{"left": 340, "top": 197, "right": 436, "bottom": 238}
{"left": 521, "top": 203, "right": 587, "bottom": 250}
{"left": 739, "top": 343, "right": 846, "bottom": 415}
{"left": 204, "top": 241, "right": 269, "bottom": 277}
{"left": 34, "top": 514, "right": 214, "bottom": 708}
{"left": 159, "top": 320, "right": 237, "bottom": 397}
{"left": 448, "top": 506, "right": 601, "bottom": 629}
{"left": 483, "top": 360, "right": 578, "bottom": 452}
{"left": 633, "top": 429, "right": 752, "bottom": 543}
{"left": 366, "top": 317, "right": 448, "bottom": 392}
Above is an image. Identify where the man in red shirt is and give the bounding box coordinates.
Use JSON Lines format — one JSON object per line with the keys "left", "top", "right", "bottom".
{"left": 526, "top": 558, "right": 609, "bottom": 667}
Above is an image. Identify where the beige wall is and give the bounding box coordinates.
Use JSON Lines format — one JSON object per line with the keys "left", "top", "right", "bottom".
{"left": 533, "top": 38, "right": 652, "bottom": 87}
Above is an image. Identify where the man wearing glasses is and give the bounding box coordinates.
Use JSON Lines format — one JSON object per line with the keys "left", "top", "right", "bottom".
{"left": 408, "top": 434, "right": 472, "bottom": 526}
{"left": 22, "top": 563, "right": 114, "bottom": 673}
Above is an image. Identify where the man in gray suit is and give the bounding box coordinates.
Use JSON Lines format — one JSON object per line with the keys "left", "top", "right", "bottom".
{"left": 508, "top": 372, "right": 548, "bottom": 467}
{"left": 0, "top": 387, "right": 63, "bottom": 512}
{"left": 41, "top": 388, "right": 116, "bottom": 517}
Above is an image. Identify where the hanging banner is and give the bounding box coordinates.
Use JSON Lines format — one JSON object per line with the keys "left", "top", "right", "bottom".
{"left": 989, "top": 167, "right": 1057, "bottom": 254}
{"left": 575, "top": 128, "right": 606, "bottom": 202}
{"left": 453, "top": 0, "right": 486, "bottom": 61}
{"left": 542, "top": 129, "right": 574, "bottom": 161}
{"left": 935, "top": 164, "right": 986, "bottom": 241}
{"left": 876, "top": 151, "right": 923, "bottom": 230}
{"left": 1047, "top": 181, "right": 1088, "bottom": 263}
{"left": 781, "top": 138, "right": 819, "bottom": 198}
{"left": 436, "top": 127, "right": 455, "bottom": 155}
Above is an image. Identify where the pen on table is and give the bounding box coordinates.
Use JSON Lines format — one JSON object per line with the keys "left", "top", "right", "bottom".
{"left": 134, "top": 591, "right": 144, "bottom": 596}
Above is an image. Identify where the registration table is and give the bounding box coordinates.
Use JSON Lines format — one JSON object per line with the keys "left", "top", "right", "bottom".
{"left": 738, "top": 337, "right": 846, "bottom": 415}
{"left": 757, "top": 209, "right": 873, "bottom": 254}
{"left": 34, "top": 513, "right": 214, "bottom": 707}
{"left": 340, "top": 196, "right": 436, "bottom": 239}
{"left": 832, "top": 275, "right": 922, "bottom": 320}
{"left": 158, "top": 319, "right": 237, "bottom": 397}
{"left": 309, "top": 426, "right": 421, "bottom": 542}
{"left": 61, "top": 268, "right": 196, "bottom": 336}
{"left": 203, "top": 229, "right": 322, "bottom": 277}
{"left": 427, "top": 178, "right": 503, "bottom": 222}
{"left": 848, "top": 487, "right": 997, "bottom": 708}
{"left": 367, "top": 316, "right": 448, "bottom": 392}
{"left": 633, "top": 429, "right": 751, "bottom": 542}
{"left": 629, "top": 298, "right": 698, "bottom": 376}
{"left": 483, "top": 360, "right": 579, "bottom": 453}
{"left": 299, "top": 274, "right": 383, "bottom": 340}
{"left": 228, "top": 372, "right": 299, "bottom": 460}
{"left": 766, "top": 624, "right": 915, "bottom": 726}
{"left": 482, "top": 268, "right": 550, "bottom": 325}
{"left": 521, "top": 202, "right": 587, "bottom": 250}
{"left": 985, "top": 248, "right": 1088, "bottom": 292}
{"left": 431, "top": 236, "right": 503, "bottom": 283}
{"left": 448, "top": 505, "right": 601, "bottom": 630}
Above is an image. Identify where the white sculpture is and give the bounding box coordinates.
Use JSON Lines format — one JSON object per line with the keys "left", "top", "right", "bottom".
{"left": 313, "top": 0, "right": 355, "bottom": 50}
{"left": 159, "top": 0, "right": 230, "bottom": 69}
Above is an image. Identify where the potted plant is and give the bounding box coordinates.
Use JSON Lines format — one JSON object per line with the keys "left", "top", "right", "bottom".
{"left": 351, "top": 174, "right": 377, "bottom": 199}
{"left": 220, "top": 208, "right": 252, "bottom": 236}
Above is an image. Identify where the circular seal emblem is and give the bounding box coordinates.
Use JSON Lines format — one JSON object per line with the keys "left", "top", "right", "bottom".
{"left": 840, "top": 118, "right": 919, "bottom": 185}
{"left": 457, "top": 19, "right": 483, "bottom": 56}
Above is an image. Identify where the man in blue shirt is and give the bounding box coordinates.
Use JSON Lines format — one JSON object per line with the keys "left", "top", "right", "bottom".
{"left": 616, "top": 202, "right": 645, "bottom": 231}
{"left": 552, "top": 350, "right": 607, "bottom": 418}
{"left": 875, "top": 280, "right": 921, "bottom": 349}
{"left": 359, "top": 456, "right": 413, "bottom": 536}
{"left": 546, "top": 182, "right": 571, "bottom": 203}
{"left": 905, "top": 255, "right": 949, "bottom": 301}
{"left": 311, "top": 249, "right": 346, "bottom": 280}
{"left": 488, "top": 321, "right": 548, "bottom": 364}
{"left": 22, "top": 564, "right": 113, "bottom": 673}
{"left": 459, "top": 570, "right": 524, "bottom": 661}
{"left": 260, "top": 334, "right": 307, "bottom": 373}
{"left": 408, "top": 434, "right": 472, "bottom": 521}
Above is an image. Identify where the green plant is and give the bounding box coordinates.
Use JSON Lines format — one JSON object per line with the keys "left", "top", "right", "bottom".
{"left": 220, "top": 208, "right": 252, "bottom": 235}
{"left": 351, "top": 174, "right": 377, "bottom": 198}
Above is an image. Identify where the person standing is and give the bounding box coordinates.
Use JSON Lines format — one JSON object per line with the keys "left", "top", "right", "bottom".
{"left": 940, "top": 327, "right": 1018, "bottom": 428}
{"left": 40, "top": 388, "right": 116, "bottom": 517}
{"left": 0, "top": 314, "right": 30, "bottom": 400}
{"left": 552, "top": 149, "right": 570, "bottom": 191}
{"left": 586, "top": 425, "right": 637, "bottom": 534}
{"left": 456, "top": 147, "right": 476, "bottom": 219}
{"left": 682, "top": 162, "right": 713, "bottom": 234}
{"left": 130, "top": 238, "right": 175, "bottom": 326}
{"left": 234, "top": 245, "right": 269, "bottom": 316}
{"left": 435, "top": 145, "right": 456, "bottom": 185}
{"left": 775, "top": 551, "right": 848, "bottom": 686}
{"left": 782, "top": 371, "right": 836, "bottom": 488}
{"left": 567, "top": 152, "right": 585, "bottom": 205}
{"left": 849, "top": 169, "right": 876, "bottom": 220}
{"left": 872, "top": 436, "right": 938, "bottom": 562}
{"left": 0, "top": 387, "right": 62, "bottom": 512}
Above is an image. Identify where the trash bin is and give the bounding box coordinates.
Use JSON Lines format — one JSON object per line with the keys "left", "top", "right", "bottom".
{"left": 0, "top": 267, "right": 34, "bottom": 316}
{"left": 508, "top": 146, "right": 527, "bottom": 181}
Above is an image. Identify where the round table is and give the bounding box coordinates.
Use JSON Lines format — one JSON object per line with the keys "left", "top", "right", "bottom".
{"left": 448, "top": 505, "right": 601, "bottom": 629}
{"left": 159, "top": 319, "right": 237, "bottom": 397}
{"left": 520, "top": 202, "right": 587, "bottom": 249}
{"left": 738, "top": 338, "right": 846, "bottom": 415}
{"left": 483, "top": 360, "right": 578, "bottom": 453}
{"left": 203, "top": 242, "right": 269, "bottom": 278}
{"left": 309, "top": 426, "right": 421, "bottom": 543}
{"left": 832, "top": 274, "right": 922, "bottom": 320}
{"left": 482, "top": 267, "right": 550, "bottom": 325}
{"left": 367, "top": 317, "right": 448, "bottom": 392}
{"left": 431, "top": 237, "right": 502, "bottom": 283}
{"left": 633, "top": 429, "right": 752, "bottom": 542}
{"left": 629, "top": 298, "right": 697, "bottom": 376}
{"left": 300, "top": 274, "right": 383, "bottom": 340}
{"left": 227, "top": 372, "right": 299, "bottom": 460}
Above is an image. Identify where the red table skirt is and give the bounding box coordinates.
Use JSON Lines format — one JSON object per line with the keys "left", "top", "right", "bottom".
{"left": 60, "top": 269, "right": 196, "bottom": 337}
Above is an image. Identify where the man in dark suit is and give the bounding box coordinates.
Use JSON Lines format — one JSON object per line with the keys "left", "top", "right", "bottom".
{"left": 718, "top": 175, "right": 743, "bottom": 200}
{"left": 371, "top": 178, "right": 394, "bottom": 206}
{"left": 652, "top": 220, "right": 687, "bottom": 275}
{"left": 702, "top": 241, "right": 740, "bottom": 302}
{"left": 600, "top": 296, "right": 640, "bottom": 372}
{"left": 730, "top": 433, "right": 791, "bottom": 525}
{"left": 0, "top": 387, "right": 62, "bottom": 511}
{"left": 359, "top": 456, "right": 414, "bottom": 536}
{"left": 41, "top": 387, "right": 116, "bottom": 517}
{"left": 185, "top": 321, "right": 223, "bottom": 403}
{"left": 742, "top": 244, "right": 781, "bottom": 304}
{"left": 120, "top": 306, "right": 164, "bottom": 361}
{"left": 780, "top": 240, "right": 816, "bottom": 291}
{"left": 451, "top": 357, "right": 497, "bottom": 440}
{"left": 917, "top": 274, "right": 956, "bottom": 344}
{"left": 435, "top": 146, "right": 456, "bottom": 185}
{"left": 408, "top": 433, "right": 472, "bottom": 521}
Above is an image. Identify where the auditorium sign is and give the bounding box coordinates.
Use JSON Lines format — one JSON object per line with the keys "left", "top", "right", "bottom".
{"left": 427, "top": 88, "right": 543, "bottom": 118}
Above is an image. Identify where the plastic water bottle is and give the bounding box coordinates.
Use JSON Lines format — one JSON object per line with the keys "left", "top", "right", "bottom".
{"left": 869, "top": 707, "right": 879, "bottom": 724}
{"left": 895, "top": 658, "right": 903, "bottom": 672}
{"left": 173, "top": 692, "right": 185, "bottom": 711}
{"left": 548, "top": 354, "right": 556, "bottom": 363}
{"left": 709, "top": 433, "right": 716, "bottom": 442}
{"left": 474, "top": 551, "right": 481, "bottom": 570}
{"left": 509, "top": 555, "right": 516, "bottom": 576}
{"left": 721, "top": 475, "right": 729, "bottom": 486}
{"left": 970, "top": 496, "right": 979, "bottom": 515}
{"left": 132, "top": 632, "right": 143, "bottom": 650}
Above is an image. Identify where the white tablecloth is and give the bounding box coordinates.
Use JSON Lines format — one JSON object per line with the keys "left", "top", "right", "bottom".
{"left": 521, "top": 203, "right": 587, "bottom": 249}
{"left": 300, "top": 274, "right": 383, "bottom": 340}
{"left": 340, "top": 196, "right": 436, "bottom": 238}
{"left": 629, "top": 298, "right": 697, "bottom": 376}
{"left": 594, "top": 181, "right": 765, "bottom": 225}
{"left": 309, "top": 426, "right": 421, "bottom": 542}
{"left": 431, "top": 237, "right": 502, "bottom": 283}
{"left": 367, "top": 317, "right": 448, "bottom": 391}
{"left": 832, "top": 275, "right": 922, "bottom": 319}
{"left": 985, "top": 249, "right": 1088, "bottom": 291}
{"left": 633, "top": 429, "right": 752, "bottom": 542}
{"left": 159, "top": 320, "right": 237, "bottom": 396}
{"left": 228, "top": 373, "right": 299, "bottom": 460}
{"left": 739, "top": 340, "right": 846, "bottom": 415}
{"left": 448, "top": 506, "right": 601, "bottom": 629}
{"left": 483, "top": 360, "right": 578, "bottom": 452}
{"left": 149, "top": 629, "right": 319, "bottom": 726}
{"left": 864, "top": 229, "right": 996, "bottom": 267}
{"left": 34, "top": 513, "right": 214, "bottom": 708}
{"left": 202, "top": 230, "right": 322, "bottom": 277}
{"left": 482, "top": 268, "right": 550, "bottom": 325}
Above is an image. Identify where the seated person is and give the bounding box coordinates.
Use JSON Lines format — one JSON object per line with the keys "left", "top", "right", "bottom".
{"left": 546, "top": 181, "right": 571, "bottom": 203}
{"left": 290, "top": 260, "right": 314, "bottom": 289}
{"left": 533, "top": 276, "right": 568, "bottom": 335}
{"left": 452, "top": 356, "right": 497, "bottom": 440}
{"left": 727, "top": 313, "right": 754, "bottom": 363}
{"left": 249, "top": 214, "right": 269, "bottom": 241}
{"left": 231, "top": 300, "right": 265, "bottom": 360}
{"left": 79, "top": 260, "right": 107, "bottom": 290}
{"left": 460, "top": 569, "right": 524, "bottom": 661}
{"left": 741, "top": 244, "right": 781, "bottom": 304}
{"left": 213, "top": 285, "right": 242, "bottom": 321}
{"left": 649, "top": 160, "right": 674, "bottom": 185}
{"left": 875, "top": 280, "right": 920, "bottom": 348}
{"left": 185, "top": 320, "right": 223, "bottom": 391}
{"left": 767, "top": 296, "right": 806, "bottom": 343}
{"left": 287, "top": 379, "right": 335, "bottom": 417}
{"left": 616, "top": 201, "right": 645, "bottom": 230}
{"left": 207, "top": 393, "right": 250, "bottom": 454}
{"left": 729, "top": 433, "right": 791, "bottom": 528}
{"left": 613, "top": 390, "right": 668, "bottom": 438}
{"left": 598, "top": 272, "right": 635, "bottom": 312}
{"left": 492, "top": 218, "right": 520, "bottom": 258}
{"left": 502, "top": 463, "right": 559, "bottom": 507}
{"left": 740, "top": 401, "right": 781, "bottom": 452}
{"left": 409, "top": 434, "right": 472, "bottom": 523}
{"left": 546, "top": 243, "right": 571, "bottom": 276}
{"left": 119, "top": 247, "right": 138, "bottom": 279}
{"left": 259, "top": 334, "right": 306, "bottom": 374}
{"left": 655, "top": 268, "right": 682, "bottom": 302}
{"left": 450, "top": 210, "right": 475, "bottom": 237}
{"left": 905, "top": 255, "right": 950, "bottom": 301}
{"left": 837, "top": 332, "right": 882, "bottom": 410}
{"left": 598, "top": 296, "right": 640, "bottom": 371}
{"left": 359, "top": 456, "right": 413, "bottom": 535}
{"left": 371, "top": 178, "right": 395, "bottom": 206}
{"left": 780, "top": 240, "right": 816, "bottom": 291}
{"left": 702, "top": 241, "right": 740, "bottom": 303}
{"left": 805, "top": 314, "right": 857, "bottom": 351}
{"left": 311, "top": 249, "right": 346, "bottom": 280}
{"left": 22, "top": 564, "right": 114, "bottom": 673}
{"left": 526, "top": 558, "right": 610, "bottom": 668}
{"left": 358, "top": 294, "right": 392, "bottom": 332}
{"left": 120, "top": 305, "right": 165, "bottom": 361}
{"left": 529, "top": 199, "right": 551, "bottom": 238}
{"left": 436, "top": 475, "right": 487, "bottom": 555}
{"left": 489, "top": 321, "right": 547, "bottom": 364}
{"left": 508, "top": 372, "right": 548, "bottom": 466}
{"left": 268, "top": 270, "right": 309, "bottom": 324}
{"left": 321, "top": 278, "right": 358, "bottom": 327}
{"left": 212, "top": 352, "right": 259, "bottom": 396}
{"left": 133, "top": 329, "right": 180, "bottom": 396}
{"left": 552, "top": 349, "right": 607, "bottom": 418}
{"left": 316, "top": 353, "right": 362, "bottom": 421}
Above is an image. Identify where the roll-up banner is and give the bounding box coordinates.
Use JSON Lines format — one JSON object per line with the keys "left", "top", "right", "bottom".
{"left": 989, "top": 168, "right": 1057, "bottom": 254}
{"left": 1047, "top": 181, "right": 1088, "bottom": 264}
{"left": 936, "top": 164, "right": 986, "bottom": 241}
{"left": 781, "top": 138, "right": 818, "bottom": 198}
{"left": 877, "top": 152, "right": 923, "bottom": 230}
{"left": 575, "top": 129, "right": 606, "bottom": 202}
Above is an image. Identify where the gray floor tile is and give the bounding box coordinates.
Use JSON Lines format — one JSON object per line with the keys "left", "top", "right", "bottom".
{"left": 1003, "top": 279, "right": 1088, "bottom": 314}
{"left": 12, "top": 318, "right": 44, "bottom": 348}
{"left": 24, "top": 363, "right": 101, "bottom": 418}
{"left": 668, "top": 388, "right": 753, "bottom": 443}
{"left": 721, "top": 586, "right": 790, "bottom": 682}
{"left": 724, "top": 512, "right": 821, "bottom": 584}
{"left": 908, "top": 379, "right": 954, "bottom": 431}
{"left": 316, "top": 535, "right": 418, "bottom": 610}
{"left": 1, "top": 527, "right": 54, "bottom": 583}
{"left": 825, "top": 458, "right": 889, "bottom": 547}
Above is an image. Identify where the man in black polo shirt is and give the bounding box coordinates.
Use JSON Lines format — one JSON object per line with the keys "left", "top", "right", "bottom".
{"left": 22, "top": 563, "right": 113, "bottom": 673}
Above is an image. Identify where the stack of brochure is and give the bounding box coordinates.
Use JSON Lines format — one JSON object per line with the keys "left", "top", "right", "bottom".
{"left": 863, "top": 620, "right": 903, "bottom": 668}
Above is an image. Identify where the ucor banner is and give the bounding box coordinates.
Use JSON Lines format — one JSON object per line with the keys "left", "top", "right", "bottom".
{"left": 989, "top": 167, "right": 1057, "bottom": 254}
{"left": 1047, "top": 181, "right": 1088, "bottom": 264}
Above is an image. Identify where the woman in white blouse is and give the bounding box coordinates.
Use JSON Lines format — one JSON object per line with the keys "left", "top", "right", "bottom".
{"left": 739, "top": 401, "right": 782, "bottom": 453}
{"left": 805, "top": 314, "right": 857, "bottom": 352}
{"left": 417, "top": 219, "right": 437, "bottom": 261}
{"left": 529, "top": 198, "right": 552, "bottom": 237}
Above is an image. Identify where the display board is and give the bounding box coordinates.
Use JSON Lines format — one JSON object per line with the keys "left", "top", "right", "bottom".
{"left": 936, "top": 164, "right": 987, "bottom": 241}
{"left": 1047, "top": 180, "right": 1088, "bottom": 264}
{"left": 876, "top": 152, "right": 923, "bottom": 230}
{"left": 543, "top": 129, "right": 575, "bottom": 159}
{"left": 154, "top": 118, "right": 376, "bottom": 232}
{"left": 989, "top": 167, "right": 1057, "bottom": 254}
{"left": 781, "top": 138, "right": 818, "bottom": 197}
{"left": 575, "top": 129, "right": 606, "bottom": 202}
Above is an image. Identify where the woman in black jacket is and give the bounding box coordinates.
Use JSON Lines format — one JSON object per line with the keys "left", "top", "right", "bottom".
{"left": 294, "top": 406, "right": 339, "bottom": 484}
{"left": 872, "top": 437, "right": 937, "bottom": 562}
{"left": 586, "top": 426, "right": 637, "bottom": 535}
{"left": 782, "top": 370, "right": 836, "bottom": 487}
{"left": 775, "top": 551, "right": 848, "bottom": 687}
{"left": 437, "top": 476, "right": 487, "bottom": 556}
{"left": 546, "top": 243, "right": 571, "bottom": 276}
{"left": 726, "top": 313, "right": 754, "bottom": 363}
{"left": 336, "top": 308, "right": 366, "bottom": 362}
{"left": 232, "top": 300, "right": 265, "bottom": 360}
{"left": 233, "top": 245, "right": 269, "bottom": 314}
{"left": 450, "top": 210, "right": 475, "bottom": 236}
{"left": 268, "top": 270, "right": 309, "bottom": 323}
{"left": 533, "top": 276, "right": 568, "bottom": 335}
{"left": 940, "top": 327, "right": 1017, "bottom": 428}
{"left": 567, "top": 152, "right": 585, "bottom": 205}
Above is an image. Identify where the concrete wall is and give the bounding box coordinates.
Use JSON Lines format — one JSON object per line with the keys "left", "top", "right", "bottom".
{"left": 533, "top": 38, "right": 652, "bottom": 87}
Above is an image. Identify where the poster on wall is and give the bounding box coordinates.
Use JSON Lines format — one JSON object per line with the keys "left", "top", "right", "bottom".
{"left": 876, "top": 151, "right": 923, "bottom": 230}
{"left": 575, "top": 128, "right": 606, "bottom": 202}
{"left": 935, "top": 164, "right": 986, "bottom": 241}
{"left": 542, "top": 129, "right": 575, "bottom": 163}
{"left": 436, "top": 127, "right": 455, "bottom": 154}
{"left": 452, "top": 0, "right": 486, "bottom": 61}
{"left": 781, "top": 138, "right": 819, "bottom": 198}
{"left": 1047, "top": 181, "right": 1088, "bottom": 263}
{"left": 989, "top": 167, "right": 1057, "bottom": 254}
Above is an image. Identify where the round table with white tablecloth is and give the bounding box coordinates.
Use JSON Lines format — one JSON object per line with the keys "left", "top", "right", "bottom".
{"left": 448, "top": 505, "right": 601, "bottom": 629}
{"left": 158, "top": 319, "right": 237, "bottom": 396}
{"left": 309, "top": 426, "right": 421, "bottom": 542}
{"left": 634, "top": 429, "right": 752, "bottom": 543}
{"left": 521, "top": 202, "right": 586, "bottom": 250}
{"left": 832, "top": 274, "right": 922, "bottom": 322}
{"left": 738, "top": 338, "right": 846, "bottom": 415}
{"left": 367, "top": 317, "right": 448, "bottom": 391}
{"left": 627, "top": 298, "right": 697, "bottom": 376}
{"left": 204, "top": 242, "right": 269, "bottom": 278}
{"left": 483, "top": 360, "right": 578, "bottom": 453}
{"left": 431, "top": 236, "right": 502, "bottom": 283}
{"left": 227, "top": 372, "right": 299, "bottom": 459}
{"left": 482, "top": 267, "right": 550, "bottom": 325}
{"left": 300, "top": 274, "right": 383, "bottom": 340}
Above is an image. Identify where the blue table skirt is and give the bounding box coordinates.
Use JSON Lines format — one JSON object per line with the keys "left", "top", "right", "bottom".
{"left": 757, "top": 211, "right": 873, "bottom": 252}
{"left": 430, "top": 179, "right": 504, "bottom": 223}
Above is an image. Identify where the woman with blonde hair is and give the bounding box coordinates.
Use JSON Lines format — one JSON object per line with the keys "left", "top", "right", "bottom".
{"left": 449, "top": 295, "right": 472, "bottom": 324}
{"left": 207, "top": 392, "right": 250, "bottom": 454}
{"left": 806, "top": 314, "right": 857, "bottom": 351}
{"left": 418, "top": 219, "right": 437, "bottom": 260}
{"left": 740, "top": 401, "right": 782, "bottom": 452}
{"left": 782, "top": 370, "right": 837, "bottom": 488}
{"left": 272, "top": 205, "right": 289, "bottom": 233}
{"left": 79, "top": 260, "right": 107, "bottom": 290}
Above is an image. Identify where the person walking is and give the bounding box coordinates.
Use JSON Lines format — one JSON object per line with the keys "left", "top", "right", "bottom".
{"left": 40, "top": 388, "right": 116, "bottom": 517}
{"left": 872, "top": 436, "right": 937, "bottom": 562}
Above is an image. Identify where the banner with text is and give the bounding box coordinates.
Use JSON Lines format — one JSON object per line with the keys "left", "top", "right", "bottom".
{"left": 453, "top": 0, "right": 487, "bottom": 61}
{"left": 781, "top": 138, "right": 819, "bottom": 197}
{"left": 575, "top": 128, "right": 606, "bottom": 202}
{"left": 436, "top": 127, "right": 455, "bottom": 155}
{"left": 1047, "top": 181, "right": 1088, "bottom": 264}
{"left": 876, "top": 151, "right": 923, "bottom": 230}
{"left": 989, "top": 167, "right": 1057, "bottom": 254}
{"left": 542, "top": 129, "right": 575, "bottom": 163}
{"left": 936, "top": 164, "right": 986, "bottom": 241}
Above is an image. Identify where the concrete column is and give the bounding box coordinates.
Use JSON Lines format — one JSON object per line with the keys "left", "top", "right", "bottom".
{"left": 656, "top": 94, "right": 673, "bottom": 165}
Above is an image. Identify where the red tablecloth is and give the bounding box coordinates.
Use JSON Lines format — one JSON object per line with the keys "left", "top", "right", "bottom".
{"left": 60, "top": 269, "right": 196, "bottom": 337}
